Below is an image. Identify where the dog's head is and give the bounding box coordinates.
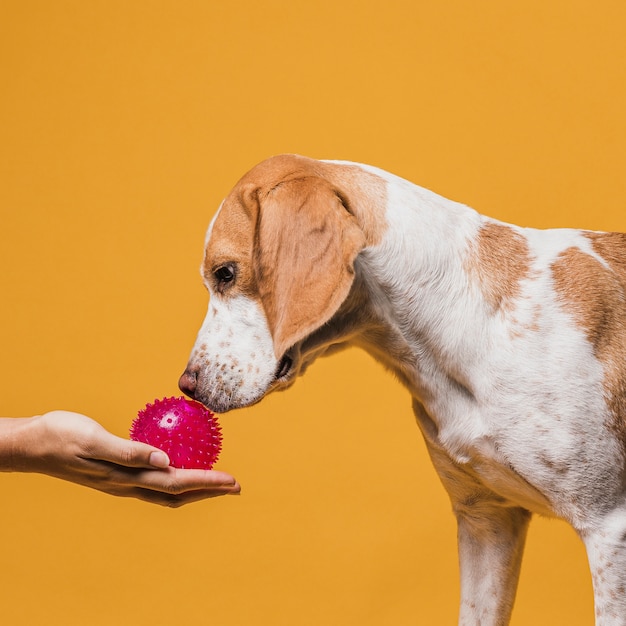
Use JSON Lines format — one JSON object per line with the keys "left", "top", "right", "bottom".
{"left": 179, "top": 155, "right": 386, "bottom": 412}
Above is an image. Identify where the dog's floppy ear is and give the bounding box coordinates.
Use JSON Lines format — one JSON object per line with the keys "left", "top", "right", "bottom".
{"left": 255, "top": 176, "right": 366, "bottom": 357}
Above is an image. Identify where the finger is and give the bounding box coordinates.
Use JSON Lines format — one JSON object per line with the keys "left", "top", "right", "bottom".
{"left": 100, "top": 464, "right": 240, "bottom": 495}
{"left": 126, "top": 467, "right": 240, "bottom": 494}
{"left": 85, "top": 430, "right": 170, "bottom": 469}
{"left": 124, "top": 486, "right": 241, "bottom": 507}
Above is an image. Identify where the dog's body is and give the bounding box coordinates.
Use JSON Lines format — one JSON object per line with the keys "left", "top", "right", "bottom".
{"left": 180, "top": 154, "right": 626, "bottom": 625}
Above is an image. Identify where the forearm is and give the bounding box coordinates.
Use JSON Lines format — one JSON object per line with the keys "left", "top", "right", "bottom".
{"left": 0, "top": 416, "right": 40, "bottom": 472}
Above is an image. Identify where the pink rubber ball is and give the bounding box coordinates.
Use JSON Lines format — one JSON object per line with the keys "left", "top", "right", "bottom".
{"left": 130, "top": 396, "right": 222, "bottom": 469}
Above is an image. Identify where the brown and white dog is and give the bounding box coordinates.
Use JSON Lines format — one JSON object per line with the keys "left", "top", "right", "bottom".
{"left": 179, "top": 154, "right": 626, "bottom": 626}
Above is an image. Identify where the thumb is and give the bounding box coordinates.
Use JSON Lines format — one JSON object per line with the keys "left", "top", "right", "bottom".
{"left": 88, "top": 430, "right": 170, "bottom": 469}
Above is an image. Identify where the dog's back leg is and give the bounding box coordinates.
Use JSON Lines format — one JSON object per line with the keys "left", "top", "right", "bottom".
{"left": 580, "top": 512, "right": 626, "bottom": 626}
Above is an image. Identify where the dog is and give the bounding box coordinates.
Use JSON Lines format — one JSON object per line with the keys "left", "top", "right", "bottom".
{"left": 179, "top": 154, "right": 626, "bottom": 625}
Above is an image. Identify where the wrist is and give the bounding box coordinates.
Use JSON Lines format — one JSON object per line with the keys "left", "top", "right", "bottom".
{"left": 0, "top": 416, "right": 41, "bottom": 472}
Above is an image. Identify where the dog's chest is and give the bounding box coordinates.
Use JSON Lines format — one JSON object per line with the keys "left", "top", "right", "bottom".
{"left": 413, "top": 356, "right": 623, "bottom": 522}
{"left": 415, "top": 404, "right": 557, "bottom": 516}
{"left": 450, "top": 438, "right": 556, "bottom": 516}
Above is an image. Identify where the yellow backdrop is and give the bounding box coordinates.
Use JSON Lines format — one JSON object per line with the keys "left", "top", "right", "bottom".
{"left": 1, "top": 1, "right": 624, "bottom": 624}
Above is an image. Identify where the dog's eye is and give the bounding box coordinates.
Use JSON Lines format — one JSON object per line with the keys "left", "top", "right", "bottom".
{"left": 214, "top": 265, "right": 235, "bottom": 286}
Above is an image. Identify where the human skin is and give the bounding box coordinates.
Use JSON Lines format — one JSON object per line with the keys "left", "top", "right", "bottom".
{"left": 0, "top": 410, "right": 240, "bottom": 506}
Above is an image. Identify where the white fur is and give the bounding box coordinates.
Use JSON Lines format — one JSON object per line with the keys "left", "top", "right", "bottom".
{"left": 188, "top": 294, "right": 278, "bottom": 413}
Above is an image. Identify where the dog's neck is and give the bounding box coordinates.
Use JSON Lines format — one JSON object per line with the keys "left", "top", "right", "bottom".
{"left": 348, "top": 177, "right": 495, "bottom": 419}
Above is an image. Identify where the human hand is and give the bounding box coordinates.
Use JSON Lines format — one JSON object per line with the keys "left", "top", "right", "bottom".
{"left": 4, "top": 411, "right": 241, "bottom": 507}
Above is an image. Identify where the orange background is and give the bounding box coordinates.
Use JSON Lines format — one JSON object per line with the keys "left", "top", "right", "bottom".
{"left": 1, "top": 1, "right": 625, "bottom": 624}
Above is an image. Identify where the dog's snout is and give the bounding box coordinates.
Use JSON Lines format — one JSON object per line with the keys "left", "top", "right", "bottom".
{"left": 178, "top": 367, "right": 198, "bottom": 398}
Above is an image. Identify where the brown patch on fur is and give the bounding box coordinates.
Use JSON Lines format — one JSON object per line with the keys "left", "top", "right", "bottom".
{"left": 586, "top": 232, "right": 626, "bottom": 283}
{"left": 587, "top": 233, "right": 626, "bottom": 440}
{"left": 255, "top": 175, "right": 367, "bottom": 357}
{"left": 319, "top": 162, "right": 388, "bottom": 247}
{"left": 551, "top": 239, "right": 626, "bottom": 440}
{"left": 203, "top": 186, "right": 260, "bottom": 299}
{"left": 466, "top": 222, "right": 531, "bottom": 314}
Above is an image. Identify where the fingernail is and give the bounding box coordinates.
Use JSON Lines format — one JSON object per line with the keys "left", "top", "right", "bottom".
{"left": 149, "top": 451, "right": 170, "bottom": 468}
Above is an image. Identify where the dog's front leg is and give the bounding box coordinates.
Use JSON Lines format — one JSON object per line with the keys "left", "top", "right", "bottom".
{"left": 415, "top": 406, "right": 531, "bottom": 624}
{"left": 455, "top": 504, "right": 531, "bottom": 626}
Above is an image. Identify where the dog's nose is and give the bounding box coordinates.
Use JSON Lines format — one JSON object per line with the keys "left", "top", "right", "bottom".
{"left": 178, "top": 367, "right": 198, "bottom": 398}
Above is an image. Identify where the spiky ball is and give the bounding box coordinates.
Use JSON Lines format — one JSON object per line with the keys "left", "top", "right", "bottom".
{"left": 130, "top": 396, "right": 222, "bottom": 469}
